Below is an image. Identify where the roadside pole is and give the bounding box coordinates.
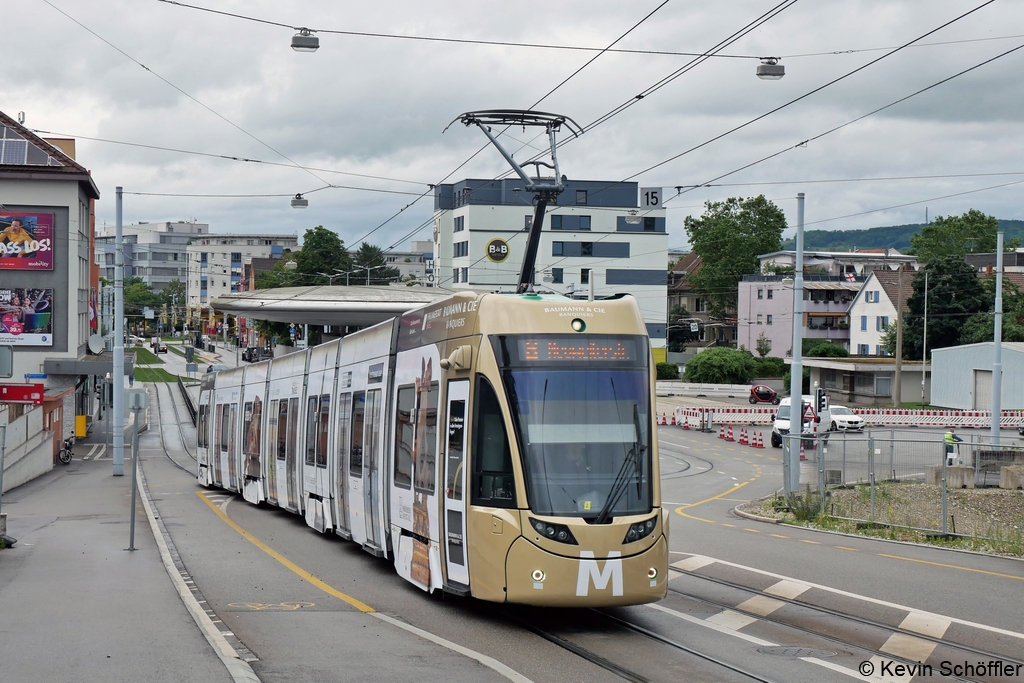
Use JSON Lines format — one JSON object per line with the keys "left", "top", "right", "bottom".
{"left": 113, "top": 187, "right": 125, "bottom": 476}
{"left": 786, "top": 192, "right": 805, "bottom": 504}
{"left": 0, "top": 425, "right": 7, "bottom": 542}
{"left": 992, "top": 231, "right": 1004, "bottom": 446}
{"left": 125, "top": 389, "right": 149, "bottom": 551}
{"left": 921, "top": 272, "right": 928, "bottom": 405}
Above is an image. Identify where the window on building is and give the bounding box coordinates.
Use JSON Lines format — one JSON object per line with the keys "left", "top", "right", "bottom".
{"left": 581, "top": 268, "right": 591, "bottom": 285}
{"left": 524, "top": 215, "right": 533, "bottom": 231}
{"left": 453, "top": 241, "right": 469, "bottom": 258}
{"left": 861, "top": 315, "right": 868, "bottom": 331}
{"left": 876, "top": 315, "right": 889, "bottom": 331}
{"left": 454, "top": 216, "right": 464, "bottom": 232}
{"left": 579, "top": 215, "right": 591, "bottom": 230}
{"left": 231, "top": 252, "right": 241, "bottom": 262}
{"left": 552, "top": 242, "right": 564, "bottom": 256}
{"left": 461, "top": 267, "right": 468, "bottom": 282}
{"left": 757, "top": 288, "right": 764, "bottom": 299}
{"left": 201, "top": 252, "right": 208, "bottom": 264}
{"left": 767, "top": 289, "right": 774, "bottom": 299}
{"left": 875, "top": 375, "right": 892, "bottom": 396}
{"left": 551, "top": 215, "right": 562, "bottom": 230}
{"left": 552, "top": 268, "right": 563, "bottom": 284}
{"left": 694, "top": 298, "right": 706, "bottom": 313}
{"left": 756, "top": 313, "right": 763, "bottom": 325}
{"left": 857, "top": 344, "right": 870, "bottom": 355}
{"left": 766, "top": 314, "right": 773, "bottom": 325}
{"left": 576, "top": 189, "right": 587, "bottom": 205}
{"left": 452, "top": 268, "right": 459, "bottom": 284}
{"left": 643, "top": 217, "right": 656, "bottom": 232}
{"left": 581, "top": 242, "right": 593, "bottom": 257}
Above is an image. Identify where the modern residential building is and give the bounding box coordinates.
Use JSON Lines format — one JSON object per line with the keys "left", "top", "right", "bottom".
{"left": 184, "top": 233, "right": 298, "bottom": 323}
{"left": 432, "top": 179, "right": 668, "bottom": 358}
{"left": 736, "top": 251, "right": 918, "bottom": 357}
{"left": 847, "top": 267, "right": 913, "bottom": 356}
{"left": 96, "top": 220, "right": 207, "bottom": 291}
{"left": 0, "top": 109, "right": 110, "bottom": 491}
{"left": 385, "top": 240, "right": 434, "bottom": 284}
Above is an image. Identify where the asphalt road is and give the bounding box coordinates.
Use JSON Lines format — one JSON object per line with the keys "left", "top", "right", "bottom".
{"left": 131, "top": 387, "right": 1024, "bottom": 682}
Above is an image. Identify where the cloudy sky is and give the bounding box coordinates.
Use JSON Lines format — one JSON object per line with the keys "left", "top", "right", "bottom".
{"left": 5, "top": 0, "right": 1023, "bottom": 250}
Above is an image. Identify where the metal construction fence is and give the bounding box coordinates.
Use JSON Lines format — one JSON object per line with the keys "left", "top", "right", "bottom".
{"left": 782, "top": 430, "right": 1024, "bottom": 537}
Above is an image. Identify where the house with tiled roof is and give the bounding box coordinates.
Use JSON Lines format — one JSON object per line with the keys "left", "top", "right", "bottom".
{"left": 848, "top": 267, "right": 914, "bottom": 356}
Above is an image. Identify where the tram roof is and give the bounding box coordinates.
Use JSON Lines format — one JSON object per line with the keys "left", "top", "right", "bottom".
{"left": 211, "top": 285, "right": 459, "bottom": 326}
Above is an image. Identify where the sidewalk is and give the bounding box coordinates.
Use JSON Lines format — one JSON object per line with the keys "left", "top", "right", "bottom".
{"left": 0, "top": 413, "right": 232, "bottom": 682}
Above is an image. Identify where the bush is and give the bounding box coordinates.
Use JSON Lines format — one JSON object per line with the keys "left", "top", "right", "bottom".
{"left": 804, "top": 341, "right": 849, "bottom": 358}
{"left": 656, "top": 362, "right": 679, "bottom": 380}
{"left": 684, "top": 347, "right": 756, "bottom": 384}
{"left": 783, "top": 367, "right": 811, "bottom": 394}
{"left": 752, "top": 356, "right": 786, "bottom": 378}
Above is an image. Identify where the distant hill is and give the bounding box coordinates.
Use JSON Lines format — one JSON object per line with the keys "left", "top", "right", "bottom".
{"left": 781, "top": 220, "right": 1024, "bottom": 252}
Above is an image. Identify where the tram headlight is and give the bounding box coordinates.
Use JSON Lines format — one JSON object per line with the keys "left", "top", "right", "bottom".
{"left": 571, "top": 318, "right": 586, "bottom": 332}
{"left": 528, "top": 518, "right": 579, "bottom": 545}
{"left": 622, "top": 515, "right": 659, "bottom": 544}
{"left": 648, "top": 567, "right": 658, "bottom": 580}
{"left": 532, "top": 569, "right": 545, "bottom": 582}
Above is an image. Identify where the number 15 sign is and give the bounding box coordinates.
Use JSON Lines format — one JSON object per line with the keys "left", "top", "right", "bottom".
{"left": 640, "top": 188, "right": 661, "bottom": 208}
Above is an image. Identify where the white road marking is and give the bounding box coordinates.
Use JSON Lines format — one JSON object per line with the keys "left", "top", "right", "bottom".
{"left": 671, "top": 556, "right": 715, "bottom": 572}
{"left": 706, "top": 609, "right": 759, "bottom": 630}
{"left": 648, "top": 603, "right": 890, "bottom": 682}
{"left": 763, "top": 579, "right": 811, "bottom": 600}
{"left": 674, "top": 554, "right": 1024, "bottom": 642}
{"left": 734, "top": 595, "right": 787, "bottom": 617}
{"left": 899, "top": 611, "right": 951, "bottom": 639}
{"left": 879, "top": 632, "right": 937, "bottom": 665}
{"left": 88, "top": 444, "right": 100, "bottom": 457}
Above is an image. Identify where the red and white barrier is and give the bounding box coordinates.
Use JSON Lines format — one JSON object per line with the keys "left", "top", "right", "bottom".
{"left": 673, "top": 405, "right": 1024, "bottom": 430}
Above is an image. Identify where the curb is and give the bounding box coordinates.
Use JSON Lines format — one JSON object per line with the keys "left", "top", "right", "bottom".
{"left": 732, "top": 505, "right": 779, "bottom": 524}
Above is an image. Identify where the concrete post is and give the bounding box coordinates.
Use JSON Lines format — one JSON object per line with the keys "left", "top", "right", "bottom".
{"left": 992, "top": 231, "right": 1004, "bottom": 446}
{"left": 113, "top": 187, "right": 125, "bottom": 477}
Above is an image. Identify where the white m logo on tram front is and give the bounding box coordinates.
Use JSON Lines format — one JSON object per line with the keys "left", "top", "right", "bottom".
{"left": 576, "top": 551, "right": 623, "bottom": 597}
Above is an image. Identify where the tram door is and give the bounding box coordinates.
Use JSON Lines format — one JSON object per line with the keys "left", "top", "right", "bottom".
{"left": 347, "top": 391, "right": 367, "bottom": 546}
{"left": 363, "top": 388, "right": 383, "bottom": 551}
{"left": 334, "top": 391, "right": 352, "bottom": 538}
{"left": 444, "top": 379, "right": 470, "bottom": 586}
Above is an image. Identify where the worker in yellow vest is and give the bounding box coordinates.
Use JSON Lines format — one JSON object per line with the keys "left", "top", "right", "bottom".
{"left": 944, "top": 427, "right": 963, "bottom": 466}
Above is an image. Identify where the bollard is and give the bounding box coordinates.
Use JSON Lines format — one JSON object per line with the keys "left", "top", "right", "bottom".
{"left": 868, "top": 435, "right": 876, "bottom": 524}
{"left": 941, "top": 442, "right": 948, "bottom": 536}
{"left": 889, "top": 429, "right": 895, "bottom": 482}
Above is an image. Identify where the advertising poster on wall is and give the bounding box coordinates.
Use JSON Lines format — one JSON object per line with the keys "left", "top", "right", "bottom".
{"left": 0, "top": 288, "right": 54, "bottom": 346}
{"left": 0, "top": 212, "right": 55, "bottom": 270}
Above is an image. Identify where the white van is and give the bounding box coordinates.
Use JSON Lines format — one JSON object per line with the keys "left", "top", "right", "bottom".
{"left": 770, "top": 395, "right": 830, "bottom": 448}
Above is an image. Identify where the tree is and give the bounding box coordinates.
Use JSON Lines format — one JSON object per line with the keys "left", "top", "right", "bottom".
{"left": 123, "top": 276, "right": 162, "bottom": 309}
{"left": 908, "top": 209, "right": 1019, "bottom": 263}
{"left": 683, "top": 347, "right": 756, "bottom": 384}
{"left": 162, "top": 278, "right": 186, "bottom": 307}
{"left": 880, "top": 321, "right": 898, "bottom": 356}
{"left": 685, "top": 195, "right": 787, "bottom": 317}
{"left": 959, "top": 279, "right": 1024, "bottom": 344}
{"left": 294, "top": 225, "right": 352, "bottom": 285}
{"left": 352, "top": 242, "right": 400, "bottom": 285}
{"left": 755, "top": 332, "right": 772, "bottom": 358}
{"left": 900, "top": 256, "right": 987, "bottom": 359}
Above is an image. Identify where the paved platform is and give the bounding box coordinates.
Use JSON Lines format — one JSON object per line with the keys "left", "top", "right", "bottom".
{"left": 0, "top": 421, "right": 232, "bottom": 683}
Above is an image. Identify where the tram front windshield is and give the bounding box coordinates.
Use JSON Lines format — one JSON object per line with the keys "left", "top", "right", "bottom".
{"left": 492, "top": 334, "right": 652, "bottom": 519}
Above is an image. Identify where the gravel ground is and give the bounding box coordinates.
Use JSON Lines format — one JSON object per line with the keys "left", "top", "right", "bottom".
{"left": 740, "top": 483, "right": 1024, "bottom": 557}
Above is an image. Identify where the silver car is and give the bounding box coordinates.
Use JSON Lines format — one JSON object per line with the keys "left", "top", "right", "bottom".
{"left": 829, "top": 405, "right": 864, "bottom": 432}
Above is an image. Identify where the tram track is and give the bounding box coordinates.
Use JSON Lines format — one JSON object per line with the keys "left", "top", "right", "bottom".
{"left": 151, "top": 381, "right": 197, "bottom": 476}
{"left": 505, "top": 607, "right": 780, "bottom": 683}
{"left": 669, "top": 570, "right": 1024, "bottom": 683}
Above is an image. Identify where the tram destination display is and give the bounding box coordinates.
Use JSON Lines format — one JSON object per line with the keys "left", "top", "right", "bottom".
{"left": 0, "top": 212, "right": 55, "bottom": 271}
{"left": 0, "top": 287, "right": 54, "bottom": 346}
{"left": 519, "top": 336, "right": 639, "bottom": 362}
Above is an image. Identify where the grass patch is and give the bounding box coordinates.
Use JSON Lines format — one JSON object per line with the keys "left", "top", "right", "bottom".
{"left": 134, "top": 367, "right": 197, "bottom": 383}
{"left": 133, "top": 347, "right": 163, "bottom": 365}
{"left": 169, "top": 345, "right": 186, "bottom": 358}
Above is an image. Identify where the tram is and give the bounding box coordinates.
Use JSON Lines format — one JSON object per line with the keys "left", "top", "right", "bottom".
{"left": 196, "top": 290, "right": 667, "bottom": 606}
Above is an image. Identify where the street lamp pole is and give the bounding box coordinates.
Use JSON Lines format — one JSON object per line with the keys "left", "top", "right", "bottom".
{"left": 113, "top": 187, "right": 126, "bottom": 477}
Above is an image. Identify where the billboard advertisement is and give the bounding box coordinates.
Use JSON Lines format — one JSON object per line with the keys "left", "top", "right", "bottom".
{"left": 0, "top": 212, "right": 55, "bottom": 270}
{"left": 0, "top": 288, "right": 54, "bottom": 346}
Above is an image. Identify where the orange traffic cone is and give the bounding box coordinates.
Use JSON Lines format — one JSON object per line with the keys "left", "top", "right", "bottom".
{"left": 671, "top": 412, "right": 677, "bottom": 426}
{"left": 682, "top": 417, "right": 690, "bottom": 430}
{"left": 726, "top": 426, "right": 735, "bottom": 442}
{"left": 718, "top": 425, "right": 725, "bottom": 439}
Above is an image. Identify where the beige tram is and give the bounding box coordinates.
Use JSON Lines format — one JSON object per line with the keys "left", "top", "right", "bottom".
{"left": 196, "top": 291, "right": 667, "bottom": 606}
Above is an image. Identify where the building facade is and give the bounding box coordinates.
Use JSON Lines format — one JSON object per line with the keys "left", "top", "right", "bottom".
{"left": 96, "top": 221, "right": 207, "bottom": 292}
{"left": 847, "top": 268, "right": 913, "bottom": 356}
{"left": 930, "top": 342, "right": 1024, "bottom": 410}
{"left": 432, "top": 179, "right": 668, "bottom": 356}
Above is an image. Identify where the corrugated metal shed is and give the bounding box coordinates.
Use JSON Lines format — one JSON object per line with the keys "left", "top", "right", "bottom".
{"left": 930, "top": 342, "right": 1024, "bottom": 409}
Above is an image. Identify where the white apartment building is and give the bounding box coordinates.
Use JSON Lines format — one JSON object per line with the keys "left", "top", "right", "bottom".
{"left": 847, "top": 268, "right": 912, "bottom": 356}
{"left": 185, "top": 233, "right": 298, "bottom": 314}
{"left": 385, "top": 240, "right": 434, "bottom": 284}
{"left": 432, "top": 179, "right": 668, "bottom": 357}
{"left": 97, "top": 220, "right": 208, "bottom": 291}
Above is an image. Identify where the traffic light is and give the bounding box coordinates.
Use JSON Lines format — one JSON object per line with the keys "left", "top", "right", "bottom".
{"left": 815, "top": 387, "right": 827, "bottom": 414}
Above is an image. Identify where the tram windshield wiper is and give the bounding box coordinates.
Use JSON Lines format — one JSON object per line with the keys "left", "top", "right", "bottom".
{"left": 594, "top": 405, "right": 645, "bottom": 525}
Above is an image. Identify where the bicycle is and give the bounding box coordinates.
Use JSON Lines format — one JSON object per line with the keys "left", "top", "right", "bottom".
{"left": 58, "top": 436, "right": 75, "bottom": 465}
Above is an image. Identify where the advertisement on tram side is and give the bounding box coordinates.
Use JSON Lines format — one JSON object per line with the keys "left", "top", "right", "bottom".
{"left": 0, "top": 213, "right": 55, "bottom": 271}
{"left": 0, "top": 288, "right": 55, "bottom": 346}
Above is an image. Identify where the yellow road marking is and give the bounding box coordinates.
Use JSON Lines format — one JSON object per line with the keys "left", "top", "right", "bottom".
{"left": 722, "top": 523, "right": 736, "bottom": 528}
{"left": 743, "top": 528, "right": 760, "bottom": 533}
{"left": 674, "top": 481, "right": 750, "bottom": 523}
{"left": 196, "top": 491, "right": 376, "bottom": 613}
{"left": 878, "top": 553, "right": 1024, "bottom": 582}
{"left": 770, "top": 534, "right": 789, "bottom": 539}
{"left": 835, "top": 546, "right": 859, "bottom": 552}
{"left": 799, "top": 539, "right": 820, "bottom": 545}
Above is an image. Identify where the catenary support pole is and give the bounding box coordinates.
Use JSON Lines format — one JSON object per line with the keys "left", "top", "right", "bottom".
{"left": 127, "top": 405, "right": 141, "bottom": 550}
{"left": 893, "top": 267, "right": 904, "bottom": 406}
{"left": 992, "top": 231, "right": 1004, "bottom": 446}
{"left": 113, "top": 187, "right": 125, "bottom": 476}
{"left": 786, "top": 192, "right": 805, "bottom": 503}
{"left": 921, "top": 271, "right": 928, "bottom": 405}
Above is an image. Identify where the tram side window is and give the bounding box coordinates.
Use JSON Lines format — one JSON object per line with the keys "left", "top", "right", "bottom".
{"left": 228, "top": 403, "right": 237, "bottom": 456}
{"left": 393, "top": 385, "right": 414, "bottom": 489}
{"left": 197, "top": 405, "right": 208, "bottom": 448}
{"left": 220, "top": 404, "right": 231, "bottom": 453}
{"left": 316, "top": 394, "right": 330, "bottom": 469}
{"left": 415, "top": 382, "right": 439, "bottom": 495}
{"left": 305, "top": 396, "right": 319, "bottom": 466}
{"left": 215, "top": 405, "right": 224, "bottom": 453}
{"left": 277, "top": 399, "right": 288, "bottom": 461}
{"left": 287, "top": 398, "right": 299, "bottom": 463}
{"left": 365, "top": 389, "right": 382, "bottom": 474}
{"left": 471, "top": 376, "right": 516, "bottom": 508}
{"left": 336, "top": 393, "right": 352, "bottom": 475}
{"left": 350, "top": 391, "right": 365, "bottom": 477}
